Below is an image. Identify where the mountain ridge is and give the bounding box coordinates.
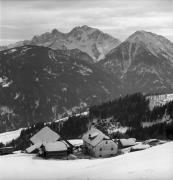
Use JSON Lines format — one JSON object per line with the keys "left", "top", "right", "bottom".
{"left": 99, "top": 30, "right": 173, "bottom": 95}
{"left": 1, "top": 25, "right": 121, "bottom": 62}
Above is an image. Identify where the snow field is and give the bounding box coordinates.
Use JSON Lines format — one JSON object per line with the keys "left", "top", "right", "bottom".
{"left": 0, "top": 128, "right": 23, "bottom": 144}
{"left": 0, "top": 141, "right": 173, "bottom": 180}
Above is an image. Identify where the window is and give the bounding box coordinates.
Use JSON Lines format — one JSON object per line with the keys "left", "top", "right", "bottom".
{"left": 111, "top": 147, "right": 113, "bottom": 151}
{"left": 99, "top": 155, "right": 102, "bottom": 157}
{"left": 100, "top": 148, "right": 102, "bottom": 151}
{"left": 106, "top": 141, "right": 108, "bottom": 144}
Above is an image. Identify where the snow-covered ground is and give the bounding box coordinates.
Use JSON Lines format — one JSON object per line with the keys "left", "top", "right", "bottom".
{"left": 142, "top": 114, "right": 171, "bottom": 128}
{"left": 0, "top": 141, "right": 173, "bottom": 180}
{"left": 108, "top": 126, "right": 128, "bottom": 134}
{"left": 0, "top": 128, "right": 23, "bottom": 144}
{"left": 146, "top": 93, "right": 173, "bottom": 110}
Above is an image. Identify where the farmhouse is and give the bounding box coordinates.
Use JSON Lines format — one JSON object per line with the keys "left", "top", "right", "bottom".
{"left": 82, "top": 128, "right": 118, "bottom": 158}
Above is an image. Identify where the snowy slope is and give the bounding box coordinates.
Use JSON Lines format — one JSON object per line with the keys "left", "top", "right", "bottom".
{"left": 0, "top": 111, "right": 88, "bottom": 144}
{"left": 0, "top": 141, "right": 173, "bottom": 180}
{"left": 0, "top": 128, "right": 23, "bottom": 144}
{"left": 146, "top": 93, "right": 173, "bottom": 109}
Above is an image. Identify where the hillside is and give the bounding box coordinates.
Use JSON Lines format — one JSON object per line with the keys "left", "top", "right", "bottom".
{"left": 146, "top": 93, "right": 173, "bottom": 110}
{"left": 1, "top": 93, "right": 172, "bottom": 150}
{"left": 100, "top": 30, "right": 173, "bottom": 95}
{"left": 1, "top": 30, "right": 173, "bottom": 133}
{"left": 0, "top": 45, "right": 120, "bottom": 132}
{"left": 89, "top": 93, "right": 173, "bottom": 139}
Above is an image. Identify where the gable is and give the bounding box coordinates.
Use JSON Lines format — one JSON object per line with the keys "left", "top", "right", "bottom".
{"left": 30, "top": 126, "right": 60, "bottom": 144}
{"left": 82, "top": 128, "right": 110, "bottom": 147}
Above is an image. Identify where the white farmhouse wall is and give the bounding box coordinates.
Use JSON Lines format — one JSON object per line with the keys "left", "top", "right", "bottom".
{"left": 94, "top": 140, "right": 118, "bottom": 158}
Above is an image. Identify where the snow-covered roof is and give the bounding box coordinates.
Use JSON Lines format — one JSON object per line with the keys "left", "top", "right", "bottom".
{"left": 30, "top": 126, "right": 60, "bottom": 144}
{"left": 26, "top": 142, "right": 42, "bottom": 153}
{"left": 144, "top": 139, "right": 158, "bottom": 144}
{"left": 131, "top": 143, "right": 150, "bottom": 150}
{"left": 68, "top": 139, "right": 83, "bottom": 146}
{"left": 119, "top": 138, "right": 136, "bottom": 147}
{"left": 43, "top": 141, "right": 67, "bottom": 152}
{"left": 82, "top": 128, "right": 110, "bottom": 147}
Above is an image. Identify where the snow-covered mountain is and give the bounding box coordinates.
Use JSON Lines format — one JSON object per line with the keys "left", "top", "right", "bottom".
{"left": 0, "top": 45, "right": 120, "bottom": 132}
{"left": 1, "top": 25, "right": 120, "bottom": 62}
{"left": 100, "top": 30, "right": 173, "bottom": 94}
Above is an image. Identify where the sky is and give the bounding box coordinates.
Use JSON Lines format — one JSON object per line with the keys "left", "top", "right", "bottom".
{"left": 0, "top": 0, "right": 173, "bottom": 45}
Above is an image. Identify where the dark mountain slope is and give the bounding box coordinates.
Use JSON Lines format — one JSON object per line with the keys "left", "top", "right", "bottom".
{"left": 0, "top": 45, "right": 120, "bottom": 132}
{"left": 99, "top": 30, "right": 173, "bottom": 95}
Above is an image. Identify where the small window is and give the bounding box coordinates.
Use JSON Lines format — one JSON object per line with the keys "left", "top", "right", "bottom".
{"left": 99, "top": 155, "right": 102, "bottom": 157}
{"left": 111, "top": 147, "right": 113, "bottom": 151}
{"left": 100, "top": 148, "right": 102, "bottom": 151}
{"left": 106, "top": 141, "right": 108, "bottom": 144}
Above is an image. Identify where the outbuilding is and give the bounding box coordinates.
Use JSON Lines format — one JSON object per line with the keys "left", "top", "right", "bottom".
{"left": 26, "top": 142, "right": 42, "bottom": 154}
{"left": 82, "top": 128, "right": 118, "bottom": 158}
{"left": 0, "top": 147, "right": 14, "bottom": 155}
{"left": 40, "top": 141, "right": 68, "bottom": 159}
{"left": 118, "top": 138, "right": 136, "bottom": 148}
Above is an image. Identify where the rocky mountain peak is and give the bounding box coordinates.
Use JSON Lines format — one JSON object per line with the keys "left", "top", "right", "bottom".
{"left": 0, "top": 26, "right": 120, "bottom": 62}
{"left": 125, "top": 30, "right": 173, "bottom": 61}
{"left": 70, "top": 25, "right": 96, "bottom": 33}
{"left": 100, "top": 30, "right": 173, "bottom": 95}
{"left": 127, "top": 30, "right": 156, "bottom": 43}
{"left": 51, "top": 28, "right": 62, "bottom": 35}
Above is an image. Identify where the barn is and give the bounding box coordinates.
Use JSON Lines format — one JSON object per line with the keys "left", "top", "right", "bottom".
{"left": 82, "top": 128, "right": 118, "bottom": 158}
{"left": 39, "top": 141, "right": 68, "bottom": 159}
{"left": 26, "top": 126, "right": 60, "bottom": 153}
{"left": 30, "top": 126, "right": 60, "bottom": 144}
{"left": 26, "top": 126, "right": 73, "bottom": 158}
{"left": 0, "top": 147, "right": 14, "bottom": 155}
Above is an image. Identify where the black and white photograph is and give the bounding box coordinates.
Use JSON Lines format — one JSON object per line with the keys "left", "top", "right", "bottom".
{"left": 0, "top": 0, "right": 173, "bottom": 179}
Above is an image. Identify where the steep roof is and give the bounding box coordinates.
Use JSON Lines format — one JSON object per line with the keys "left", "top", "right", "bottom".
{"left": 30, "top": 126, "right": 60, "bottom": 144}
{"left": 82, "top": 128, "right": 110, "bottom": 147}
{"left": 43, "top": 141, "right": 67, "bottom": 152}
{"left": 26, "top": 142, "right": 42, "bottom": 153}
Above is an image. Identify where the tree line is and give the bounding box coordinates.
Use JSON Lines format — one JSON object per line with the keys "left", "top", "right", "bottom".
{"left": 1, "top": 93, "right": 173, "bottom": 150}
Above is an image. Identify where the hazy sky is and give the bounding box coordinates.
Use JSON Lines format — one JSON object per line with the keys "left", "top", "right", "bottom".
{"left": 0, "top": 0, "right": 173, "bottom": 45}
